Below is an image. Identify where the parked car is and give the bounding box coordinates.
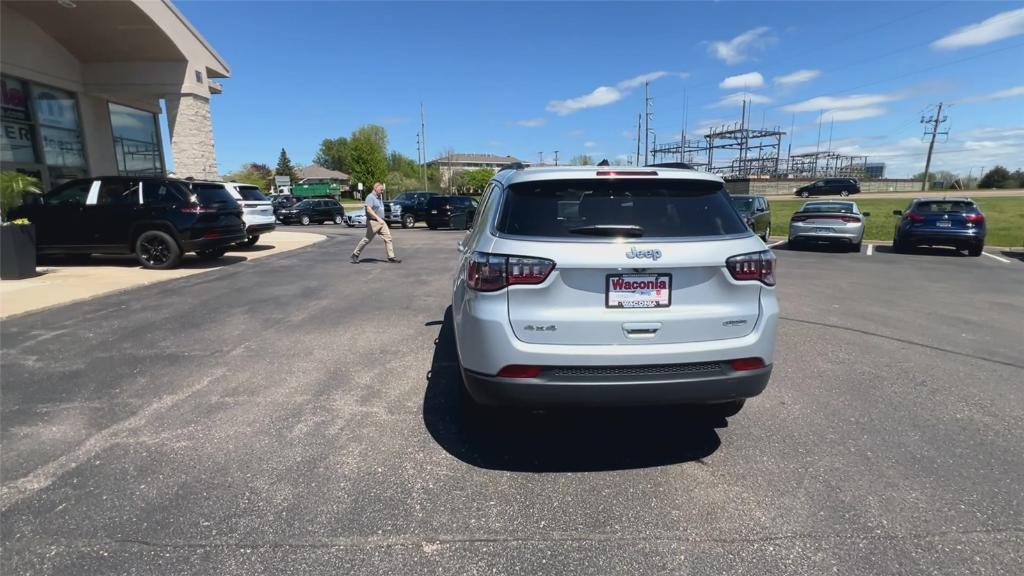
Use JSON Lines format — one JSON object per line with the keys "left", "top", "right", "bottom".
{"left": 731, "top": 194, "right": 771, "bottom": 241}
{"left": 10, "top": 176, "right": 245, "bottom": 269}
{"left": 384, "top": 191, "right": 441, "bottom": 228}
{"left": 892, "top": 198, "right": 986, "bottom": 256}
{"left": 425, "top": 195, "right": 478, "bottom": 229}
{"left": 193, "top": 181, "right": 275, "bottom": 247}
{"left": 271, "top": 194, "right": 300, "bottom": 219}
{"left": 788, "top": 200, "right": 869, "bottom": 252}
{"left": 451, "top": 165, "right": 777, "bottom": 418}
{"left": 277, "top": 198, "right": 345, "bottom": 225}
{"left": 793, "top": 178, "right": 861, "bottom": 198}
{"left": 344, "top": 208, "right": 367, "bottom": 227}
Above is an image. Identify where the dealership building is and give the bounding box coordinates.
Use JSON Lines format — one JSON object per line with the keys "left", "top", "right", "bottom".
{"left": 1, "top": 0, "right": 228, "bottom": 191}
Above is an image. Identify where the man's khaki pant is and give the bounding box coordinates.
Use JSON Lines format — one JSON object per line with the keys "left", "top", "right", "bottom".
{"left": 353, "top": 220, "right": 396, "bottom": 259}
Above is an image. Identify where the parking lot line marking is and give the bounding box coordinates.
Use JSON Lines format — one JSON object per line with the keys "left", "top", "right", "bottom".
{"left": 767, "top": 240, "right": 786, "bottom": 248}
{"left": 982, "top": 252, "right": 1011, "bottom": 263}
{"left": 866, "top": 244, "right": 874, "bottom": 256}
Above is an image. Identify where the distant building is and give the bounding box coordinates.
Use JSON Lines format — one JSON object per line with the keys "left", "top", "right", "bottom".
{"left": 297, "top": 164, "right": 349, "bottom": 185}
{"left": 865, "top": 162, "right": 886, "bottom": 179}
{"left": 429, "top": 153, "right": 523, "bottom": 187}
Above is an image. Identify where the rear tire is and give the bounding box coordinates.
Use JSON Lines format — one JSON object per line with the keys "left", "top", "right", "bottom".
{"left": 196, "top": 248, "right": 228, "bottom": 260}
{"left": 135, "top": 230, "right": 181, "bottom": 270}
{"left": 243, "top": 235, "right": 259, "bottom": 247}
{"left": 427, "top": 224, "right": 438, "bottom": 230}
{"left": 851, "top": 241, "right": 862, "bottom": 253}
{"left": 706, "top": 400, "right": 745, "bottom": 419}
{"left": 402, "top": 214, "right": 415, "bottom": 229}
{"left": 761, "top": 224, "right": 771, "bottom": 242}
{"left": 968, "top": 245, "right": 983, "bottom": 257}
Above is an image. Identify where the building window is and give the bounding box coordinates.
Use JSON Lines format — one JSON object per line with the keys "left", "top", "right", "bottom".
{"left": 32, "top": 84, "right": 88, "bottom": 183}
{"left": 1, "top": 76, "right": 40, "bottom": 165}
{"left": 109, "top": 103, "right": 163, "bottom": 176}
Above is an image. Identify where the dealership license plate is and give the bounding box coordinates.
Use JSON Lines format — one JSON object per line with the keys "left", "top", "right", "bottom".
{"left": 814, "top": 227, "right": 833, "bottom": 233}
{"left": 606, "top": 274, "right": 672, "bottom": 309}
{"left": 431, "top": 210, "right": 438, "bottom": 214}
{"left": 936, "top": 221, "right": 952, "bottom": 227}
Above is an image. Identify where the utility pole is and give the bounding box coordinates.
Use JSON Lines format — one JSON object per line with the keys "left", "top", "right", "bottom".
{"left": 644, "top": 81, "right": 653, "bottom": 165}
{"left": 920, "top": 102, "right": 948, "bottom": 192}
{"left": 680, "top": 89, "right": 688, "bottom": 163}
{"left": 538, "top": 151, "right": 543, "bottom": 165}
{"left": 636, "top": 113, "right": 642, "bottom": 166}
{"left": 553, "top": 150, "right": 559, "bottom": 166}
{"left": 420, "top": 103, "right": 428, "bottom": 191}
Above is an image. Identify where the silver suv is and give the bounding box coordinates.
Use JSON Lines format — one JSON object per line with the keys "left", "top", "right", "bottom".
{"left": 451, "top": 165, "right": 778, "bottom": 418}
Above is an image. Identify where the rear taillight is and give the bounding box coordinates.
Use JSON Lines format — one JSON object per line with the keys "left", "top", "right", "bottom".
{"left": 965, "top": 213, "right": 985, "bottom": 223}
{"left": 790, "top": 215, "right": 808, "bottom": 222}
{"left": 180, "top": 204, "right": 217, "bottom": 214}
{"left": 497, "top": 365, "right": 543, "bottom": 379}
{"left": 466, "top": 252, "right": 555, "bottom": 292}
{"left": 840, "top": 216, "right": 860, "bottom": 223}
{"left": 905, "top": 212, "right": 925, "bottom": 222}
{"left": 730, "top": 358, "right": 765, "bottom": 371}
{"left": 726, "top": 250, "right": 776, "bottom": 286}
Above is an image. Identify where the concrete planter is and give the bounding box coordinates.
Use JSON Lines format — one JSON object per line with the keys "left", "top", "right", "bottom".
{"left": 1, "top": 223, "right": 37, "bottom": 280}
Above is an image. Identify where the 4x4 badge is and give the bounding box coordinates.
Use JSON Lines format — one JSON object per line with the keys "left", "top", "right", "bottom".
{"left": 626, "top": 247, "right": 662, "bottom": 261}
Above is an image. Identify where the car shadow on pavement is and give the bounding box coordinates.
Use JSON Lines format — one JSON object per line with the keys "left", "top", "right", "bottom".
{"left": 873, "top": 246, "right": 967, "bottom": 257}
{"left": 422, "top": 307, "right": 724, "bottom": 473}
{"left": 781, "top": 242, "right": 857, "bottom": 253}
{"left": 37, "top": 254, "right": 250, "bottom": 269}
{"left": 1000, "top": 250, "right": 1023, "bottom": 262}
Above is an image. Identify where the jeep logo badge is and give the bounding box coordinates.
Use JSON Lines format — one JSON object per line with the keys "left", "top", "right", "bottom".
{"left": 626, "top": 247, "right": 662, "bottom": 261}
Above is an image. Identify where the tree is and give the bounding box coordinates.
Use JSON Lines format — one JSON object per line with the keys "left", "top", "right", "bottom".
{"left": 352, "top": 124, "right": 388, "bottom": 154}
{"left": 460, "top": 168, "right": 494, "bottom": 193}
{"left": 979, "top": 166, "right": 1012, "bottom": 189}
{"left": 224, "top": 162, "right": 273, "bottom": 190}
{"left": 570, "top": 154, "right": 594, "bottom": 166}
{"left": 275, "top": 148, "right": 298, "bottom": 182}
{"left": 313, "top": 137, "right": 350, "bottom": 173}
{"left": 347, "top": 136, "right": 388, "bottom": 190}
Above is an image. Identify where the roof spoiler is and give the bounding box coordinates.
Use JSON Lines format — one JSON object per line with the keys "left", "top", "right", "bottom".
{"left": 646, "top": 162, "right": 694, "bottom": 170}
{"left": 497, "top": 162, "right": 527, "bottom": 172}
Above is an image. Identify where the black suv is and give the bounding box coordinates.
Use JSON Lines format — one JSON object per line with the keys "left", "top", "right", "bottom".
{"left": 277, "top": 198, "right": 345, "bottom": 225}
{"left": 384, "top": 191, "right": 440, "bottom": 228}
{"left": 731, "top": 194, "right": 772, "bottom": 241}
{"left": 424, "top": 195, "right": 478, "bottom": 229}
{"left": 794, "top": 178, "right": 861, "bottom": 198}
{"left": 10, "top": 176, "right": 246, "bottom": 269}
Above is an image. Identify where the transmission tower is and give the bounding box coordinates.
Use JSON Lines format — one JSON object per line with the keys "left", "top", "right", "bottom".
{"left": 644, "top": 81, "right": 655, "bottom": 165}
{"left": 920, "top": 103, "right": 949, "bottom": 192}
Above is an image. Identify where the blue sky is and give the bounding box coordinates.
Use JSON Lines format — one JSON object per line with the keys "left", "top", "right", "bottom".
{"left": 173, "top": 1, "right": 1024, "bottom": 178}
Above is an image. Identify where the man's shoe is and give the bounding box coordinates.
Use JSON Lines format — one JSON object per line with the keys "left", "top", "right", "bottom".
{"left": 350, "top": 254, "right": 359, "bottom": 263}
{"left": 387, "top": 257, "right": 402, "bottom": 263}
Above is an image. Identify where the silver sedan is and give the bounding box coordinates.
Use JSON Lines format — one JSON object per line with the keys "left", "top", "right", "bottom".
{"left": 788, "top": 200, "right": 869, "bottom": 252}
{"left": 344, "top": 208, "right": 367, "bottom": 227}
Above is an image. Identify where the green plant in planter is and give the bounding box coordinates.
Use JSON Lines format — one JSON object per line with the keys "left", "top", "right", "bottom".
{"left": 0, "top": 171, "right": 42, "bottom": 223}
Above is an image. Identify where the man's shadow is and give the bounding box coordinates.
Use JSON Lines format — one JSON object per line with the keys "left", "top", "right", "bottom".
{"left": 421, "top": 307, "right": 724, "bottom": 473}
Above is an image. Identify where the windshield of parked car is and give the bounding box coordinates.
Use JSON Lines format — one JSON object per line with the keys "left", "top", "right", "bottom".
{"left": 427, "top": 196, "right": 454, "bottom": 208}
{"left": 497, "top": 178, "right": 747, "bottom": 238}
{"left": 801, "top": 202, "right": 855, "bottom": 213}
{"left": 236, "top": 186, "right": 267, "bottom": 201}
{"left": 915, "top": 201, "right": 975, "bottom": 213}
{"left": 732, "top": 197, "right": 755, "bottom": 212}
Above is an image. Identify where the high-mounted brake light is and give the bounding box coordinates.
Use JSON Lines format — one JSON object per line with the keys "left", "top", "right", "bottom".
{"left": 726, "top": 250, "right": 776, "bottom": 286}
{"left": 595, "top": 170, "right": 659, "bottom": 177}
{"left": 467, "top": 252, "right": 555, "bottom": 292}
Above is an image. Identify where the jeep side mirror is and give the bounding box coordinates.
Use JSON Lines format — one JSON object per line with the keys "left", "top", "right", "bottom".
{"left": 892, "top": 209, "right": 902, "bottom": 216}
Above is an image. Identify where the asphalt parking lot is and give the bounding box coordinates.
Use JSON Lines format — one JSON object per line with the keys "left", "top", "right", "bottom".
{"left": 2, "top": 225, "right": 1022, "bottom": 575}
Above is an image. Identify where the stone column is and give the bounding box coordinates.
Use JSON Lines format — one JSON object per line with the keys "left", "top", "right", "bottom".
{"left": 165, "top": 94, "right": 218, "bottom": 180}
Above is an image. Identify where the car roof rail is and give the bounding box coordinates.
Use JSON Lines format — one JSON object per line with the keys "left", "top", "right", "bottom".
{"left": 497, "top": 162, "right": 527, "bottom": 172}
{"left": 646, "top": 161, "right": 694, "bottom": 170}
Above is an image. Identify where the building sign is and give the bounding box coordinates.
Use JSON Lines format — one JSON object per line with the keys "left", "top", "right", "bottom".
{"left": 33, "top": 86, "right": 79, "bottom": 130}
{"left": 1, "top": 121, "right": 37, "bottom": 163}
{"left": 1, "top": 76, "right": 31, "bottom": 123}
{"left": 274, "top": 175, "right": 291, "bottom": 187}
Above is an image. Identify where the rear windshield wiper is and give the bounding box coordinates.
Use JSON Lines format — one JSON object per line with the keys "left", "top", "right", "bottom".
{"left": 569, "top": 224, "right": 645, "bottom": 237}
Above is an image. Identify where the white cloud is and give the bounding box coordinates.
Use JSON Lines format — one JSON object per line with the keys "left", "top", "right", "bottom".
{"left": 515, "top": 118, "right": 546, "bottom": 127}
{"left": 932, "top": 7, "right": 1024, "bottom": 50}
{"left": 958, "top": 85, "right": 1024, "bottom": 104}
{"left": 774, "top": 69, "right": 820, "bottom": 86}
{"left": 710, "top": 92, "right": 773, "bottom": 108}
{"left": 584, "top": 141, "right": 598, "bottom": 148}
{"left": 819, "top": 107, "right": 887, "bottom": 122}
{"left": 782, "top": 93, "right": 900, "bottom": 113}
{"left": 547, "top": 71, "right": 684, "bottom": 116}
{"left": 720, "top": 72, "right": 764, "bottom": 90}
{"left": 708, "top": 27, "right": 776, "bottom": 65}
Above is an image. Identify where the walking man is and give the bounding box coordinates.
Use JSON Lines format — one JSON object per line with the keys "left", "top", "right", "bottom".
{"left": 351, "top": 182, "right": 401, "bottom": 263}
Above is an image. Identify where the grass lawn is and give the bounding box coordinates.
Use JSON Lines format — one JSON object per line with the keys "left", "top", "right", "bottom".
{"left": 768, "top": 197, "right": 1024, "bottom": 248}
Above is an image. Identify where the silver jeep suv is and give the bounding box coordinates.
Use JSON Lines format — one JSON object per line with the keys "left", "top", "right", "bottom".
{"left": 451, "top": 165, "right": 778, "bottom": 417}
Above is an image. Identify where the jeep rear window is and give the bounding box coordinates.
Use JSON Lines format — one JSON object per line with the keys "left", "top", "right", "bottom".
{"left": 427, "top": 196, "right": 453, "bottom": 208}
{"left": 916, "top": 201, "right": 975, "bottom": 213}
{"left": 191, "top": 184, "right": 238, "bottom": 206}
{"left": 496, "top": 179, "right": 747, "bottom": 238}
{"left": 236, "top": 186, "right": 267, "bottom": 201}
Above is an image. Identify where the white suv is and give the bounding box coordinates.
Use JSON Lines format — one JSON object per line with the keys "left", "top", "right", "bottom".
{"left": 451, "top": 165, "right": 778, "bottom": 418}
{"left": 221, "top": 182, "right": 276, "bottom": 246}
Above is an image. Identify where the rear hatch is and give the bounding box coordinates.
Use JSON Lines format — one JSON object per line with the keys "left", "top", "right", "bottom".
{"left": 190, "top": 183, "right": 244, "bottom": 228}
{"left": 234, "top": 185, "right": 273, "bottom": 219}
{"left": 427, "top": 197, "right": 452, "bottom": 218}
{"left": 912, "top": 200, "right": 977, "bottom": 231}
{"left": 792, "top": 202, "right": 861, "bottom": 232}
{"left": 494, "top": 176, "right": 764, "bottom": 346}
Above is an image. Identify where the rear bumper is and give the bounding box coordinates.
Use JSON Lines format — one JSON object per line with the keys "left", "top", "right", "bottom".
{"left": 462, "top": 364, "right": 771, "bottom": 407}
{"left": 789, "top": 224, "right": 862, "bottom": 243}
{"left": 901, "top": 230, "right": 983, "bottom": 248}
{"left": 425, "top": 216, "right": 451, "bottom": 227}
{"left": 182, "top": 230, "right": 246, "bottom": 252}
